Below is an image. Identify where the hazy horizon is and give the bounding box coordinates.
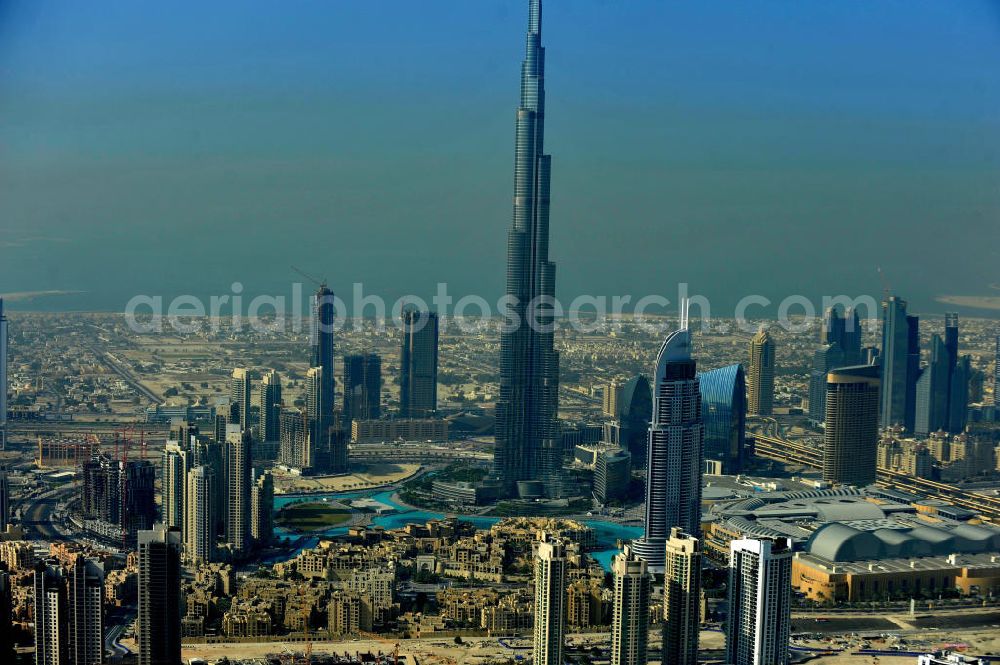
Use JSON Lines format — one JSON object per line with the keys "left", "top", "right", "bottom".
{"left": 2, "top": 0, "right": 999, "bottom": 317}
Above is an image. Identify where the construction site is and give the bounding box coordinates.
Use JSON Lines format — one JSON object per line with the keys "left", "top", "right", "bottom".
{"left": 31, "top": 427, "right": 160, "bottom": 549}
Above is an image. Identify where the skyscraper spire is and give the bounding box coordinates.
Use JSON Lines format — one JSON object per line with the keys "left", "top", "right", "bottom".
{"left": 528, "top": 0, "right": 541, "bottom": 35}
{"left": 494, "top": 0, "right": 562, "bottom": 498}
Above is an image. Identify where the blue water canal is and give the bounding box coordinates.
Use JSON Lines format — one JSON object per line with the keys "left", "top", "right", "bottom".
{"left": 268, "top": 490, "right": 643, "bottom": 570}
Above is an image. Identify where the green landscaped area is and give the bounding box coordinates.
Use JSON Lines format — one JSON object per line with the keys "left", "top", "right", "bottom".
{"left": 275, "top": 502, "right": 352, "bottom": 532}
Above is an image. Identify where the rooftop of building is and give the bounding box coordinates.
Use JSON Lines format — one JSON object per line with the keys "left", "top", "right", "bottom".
{"left": 710, "top": 485, "right": 1000, "bottom": 559}
{"left": 794, "top": 550, "right": 1000, "bottom": 576}
{"left": 574, "top": 442, "right": 620, "bottom": 454}
{"left": 805, "top": 521, "right": 1000, "bottom": 562}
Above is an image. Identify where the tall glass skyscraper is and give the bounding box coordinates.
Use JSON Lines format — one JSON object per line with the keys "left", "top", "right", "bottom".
{"left": 810, "top": 306, "right": 863, "bottom": 424}
{"left": 494, "top": 0, "right": 563, "bottom": 498}
{"left": 607, "top": 374, "right": 652, "bottom": 469}
{"left": 343, "top": 353, "right": 382, "bottom": 425}
{"left": 400, "top": 310, "right": 439, "bottom": 418}
{"left": 808, "top": 343, "right": 845, "bottom": 424}
{"left": 914, "top": 335, "right": 950, "bottom": 437}
{"left": 809, "top": 306, "right": 865, "bottom": 423}
{"left": 880, "top": 296, "right": 919, "bottom": 433}
{"left": 698, "top": 364, "right": 746, "bottom": 473}
{"left": 631, "top": 314, "right": 704, "bottom": 572}
{"left": 943, "top": 313, "right": 970, "bottom": 433}
{"left": 914, "top": 316, "right": 970, "bottom": 436}
{"left": 311, "top": 284, "right": 336, "bottom": 439}
{"left": 945, "top": 312, "right": 959, "bottom": 374}
{"left": 948, "top": 355, "right": 971, "bottom": 433}
{"left": 822, "top": 305, "right": 863, "bottom": 365}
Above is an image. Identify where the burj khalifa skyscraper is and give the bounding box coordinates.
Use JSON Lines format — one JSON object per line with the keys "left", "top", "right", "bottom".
{"left": 493, "top": 0, "right": 563, "bottom": 499}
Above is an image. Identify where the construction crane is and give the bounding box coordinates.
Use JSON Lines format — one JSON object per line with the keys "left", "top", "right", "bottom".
{"left": 114, "top": 423, "right": 146, "bottom": 549}
{"left": 292, "top": 266, "right": 327, "bottom": 289}
{"left": 72, "top": 433, "right": 101, "bottom": 489}
{"left": 136, "top": 425, "right": 147, "bottom": 460}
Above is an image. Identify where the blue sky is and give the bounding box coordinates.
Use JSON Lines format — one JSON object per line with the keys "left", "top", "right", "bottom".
{"left": 1, "top": 0, "right": 998, "bottom": 315}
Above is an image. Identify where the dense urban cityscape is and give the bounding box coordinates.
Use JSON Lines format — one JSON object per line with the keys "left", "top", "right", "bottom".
{"left": 1, "top": 2, "right": 999, "bottom": 665}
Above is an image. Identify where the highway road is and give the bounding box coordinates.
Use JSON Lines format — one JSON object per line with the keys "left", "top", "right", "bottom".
{"left": 82, "top": 327, "right": 162, "bottom": 404}
{"left": 91, "top": 346, "right": 162, "bottom": 403}
{"left": 20, "top": 485, "right": 76, "bottom": 542}
{"left": 9, "top": 422, "right": 170, "bottom": 437}
{"left": 20, "top": 483, "right": 135, "bottom": 662}
{"left": 105, "top": 604, "right": 135, "bottom": 662}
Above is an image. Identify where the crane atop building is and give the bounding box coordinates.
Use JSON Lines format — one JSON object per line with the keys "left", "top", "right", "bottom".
{"left": 292, "top": 266, "right": 327, "bottom": 289}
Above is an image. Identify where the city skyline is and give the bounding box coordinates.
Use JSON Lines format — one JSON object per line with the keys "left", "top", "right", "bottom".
{"left": 0, "top": 1, "right": 998, "bottom": 664}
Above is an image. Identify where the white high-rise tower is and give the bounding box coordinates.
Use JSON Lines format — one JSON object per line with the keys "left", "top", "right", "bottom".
{"left": 185, "top": 465, "right": 216, "bottom": 564}
{"left": 225, "top": 426, "right": 251, "bottom": 557}
{"left": 610, "top": 545, "right": 650, "bottom": 665}
{"left": 726, "top": 537, "right": 793, "bottom": 665}
{"left": 632, "top": 301, "right": 704, "bottom": 572}
{"left": 532, "top": 533, "right": 567, "bottom": 665}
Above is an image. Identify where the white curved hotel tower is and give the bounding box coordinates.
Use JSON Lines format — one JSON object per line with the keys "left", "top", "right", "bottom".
{"left": 631, "top": 303, "right": 704, "bottom": 572}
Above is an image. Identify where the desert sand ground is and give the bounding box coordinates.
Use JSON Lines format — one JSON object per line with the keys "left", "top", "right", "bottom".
{"left": 272, "top": 462, "right": 421, "bottom": 495}
{"left": 176, "top": 624, "right": 999, "bottom": 665}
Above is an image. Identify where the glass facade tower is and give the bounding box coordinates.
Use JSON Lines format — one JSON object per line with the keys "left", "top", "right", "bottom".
{"left": 400, "top": 310, "right": 439, "bottom": 418}
{"left": 698, "top": 364, "right": 746, "bottom": 473}
{"left": 311, "top": 285, "right": 336, "bottom": 442}
{"left": 494, "top": 0, "right": 563, "bottom": 498}
{"left": 609, "top": 374, "right": 652, "bottom": 469}
{"left": 880, "top": 296, "right": 919, "bottom": 432}
{"left": 914, "top": 335, "right": 950, "bottom": 437}
{"left": 343, "top": 353, "right": 382, "bottom": 425}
